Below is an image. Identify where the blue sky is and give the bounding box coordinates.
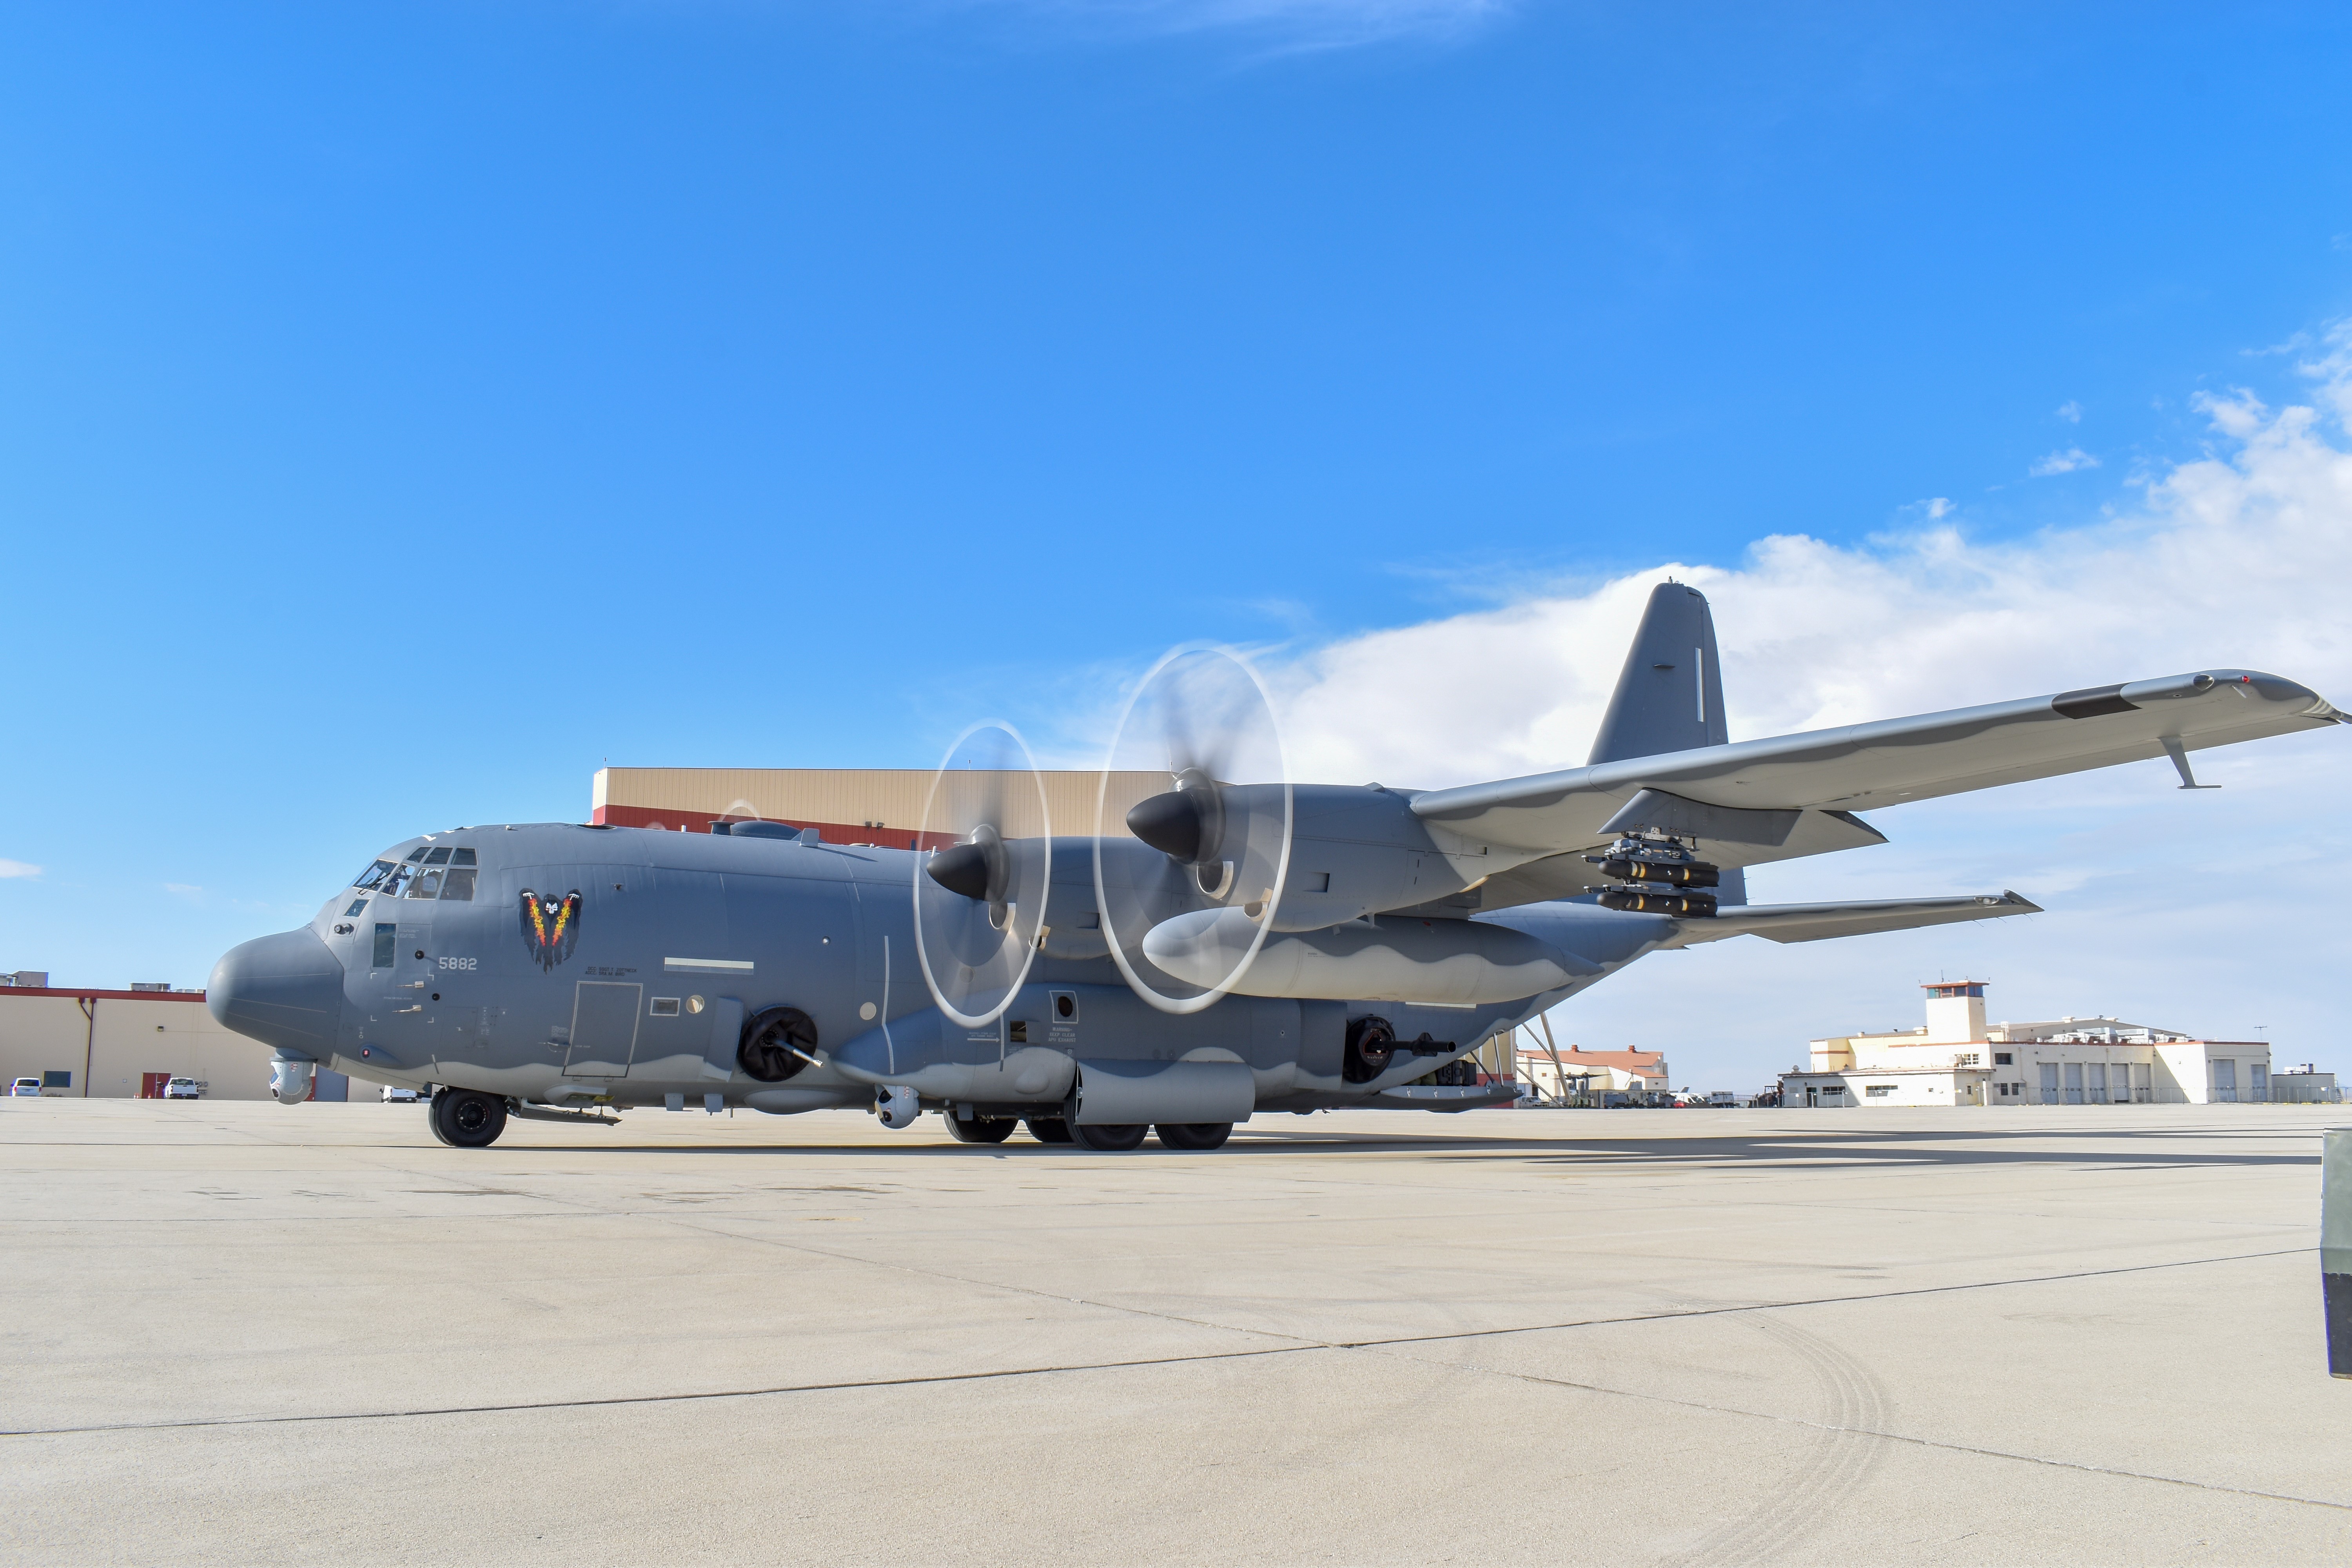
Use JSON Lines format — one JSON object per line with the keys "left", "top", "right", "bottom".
{"left": 4, "top": 3, "right": 2349, "bottom": 1083}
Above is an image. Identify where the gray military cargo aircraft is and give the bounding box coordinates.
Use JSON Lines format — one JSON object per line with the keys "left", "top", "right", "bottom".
{"left": 209, "top": 584, "right": 2343, "bottom": 1149}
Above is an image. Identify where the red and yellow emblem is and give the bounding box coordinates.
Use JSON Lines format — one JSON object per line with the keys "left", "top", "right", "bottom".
{"left": 519, "top": 889, "right": 582, "bottom": 971}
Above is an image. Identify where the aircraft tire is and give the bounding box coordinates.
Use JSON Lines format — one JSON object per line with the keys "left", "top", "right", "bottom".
{"left": 1024, "top": 1116, "right": 1074, "bottom": 1144}
{"left": 425, "top": 1090, "right": 455, "bottom": 1147}
{"left": 1154, "top": 1122, "right": 1232, "bottom": 1151}
{"left": 1067, "top": 1122, "right": 1148, "bottom": 1152}
{"left": 431, "top": 1089, "right": 508, "bottom": 1149}
{"left": 942, "top": 1109, "right": 1018, "bottom": 1144}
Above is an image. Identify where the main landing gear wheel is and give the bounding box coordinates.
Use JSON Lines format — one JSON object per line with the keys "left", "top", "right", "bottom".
{"left": 431, "top": 1089, "right": 508, "bottom": 1149}
{"left": 1067, "top": 1122, "right": 1148, "bottom": 1151}
{"left": 1154, "top": 1122, "right": 1232, "bottom": 1151}
{"left": 942, "top": 1109, "right": 1018, "bottom": 1144}
{"left": 1024, "top": 1116, "right": 1074, "bottom": 1144}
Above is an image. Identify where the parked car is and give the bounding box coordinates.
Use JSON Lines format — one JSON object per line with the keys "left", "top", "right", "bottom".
{"left": 9, "top": 1077, "right": 42, "bottom": 1098}
{"left": 163, "top": 1077, "right": 203, "bottom": 1100}
{"left": 380, "top": 1085, "right": 427, "bottom": 1104}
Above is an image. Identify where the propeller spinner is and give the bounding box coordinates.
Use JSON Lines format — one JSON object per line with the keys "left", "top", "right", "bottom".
{"left": 1093, "top": 646, "right": 1292, "bottom": 1014}
{"left": 913, "top": 721, "right": 1052, "bottom": 1029}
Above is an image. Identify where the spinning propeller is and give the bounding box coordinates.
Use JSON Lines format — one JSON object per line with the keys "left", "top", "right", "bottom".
{"left": 912, "top": 722, "right": 1053, "bottom": 1029}
{"left": 1094, "top": 646, "right": 1293, "bottom": 1014}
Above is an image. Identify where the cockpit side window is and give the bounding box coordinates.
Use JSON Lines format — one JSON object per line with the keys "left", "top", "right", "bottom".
{"left": 372, "top": 924, "right": 396, "bottom": 968}
{"left": 405, "top": 848, "right": 430, "bottom": 862}
{"left": 411, "top": 869, "right": 444, "bottom": 900}
{"left": 423, "top": 847, "right": 452, "bottom": 866}
{"left": 354, "top": 861, "right": 395, "bottom": 891}
{"left": 439, "top": 868, "right": 477, "bottom": 901}
{"left": 381, "top": 864, "right": 414, "bottom": 898}
{"left": 343, "top": 898, "right": 368, "bottom": 917}
{"left": 450, "top": 848, "right": 477, "bottom": 867}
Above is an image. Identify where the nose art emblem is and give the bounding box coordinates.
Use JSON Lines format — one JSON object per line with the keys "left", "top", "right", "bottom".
{"left": 519, "top": 889, "right": 583, "bottom": 971}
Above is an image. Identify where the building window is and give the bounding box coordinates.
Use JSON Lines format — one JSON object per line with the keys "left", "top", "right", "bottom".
{"left": 1994, "top": 1052, "right": 2013, "bottom": 1066}
{"left": 1865, "top": 1084, "right": 1895, "bottom": 1097}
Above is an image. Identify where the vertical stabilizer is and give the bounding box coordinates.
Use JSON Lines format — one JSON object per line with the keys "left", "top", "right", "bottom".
{"left": 1589, "top": 582, "right": 1744, "bottom": 903}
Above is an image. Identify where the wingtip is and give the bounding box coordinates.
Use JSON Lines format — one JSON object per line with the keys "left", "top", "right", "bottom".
{"left": 1996, "top": 889, "right": 2043, "bottom": 914}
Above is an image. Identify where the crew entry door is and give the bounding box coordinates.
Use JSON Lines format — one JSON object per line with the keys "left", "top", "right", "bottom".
{"left": 567, "top": 982, "right": 644, "bottom": 1078}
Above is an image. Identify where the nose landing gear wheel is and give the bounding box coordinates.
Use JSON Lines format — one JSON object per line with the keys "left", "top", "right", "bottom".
{"left": 942, "top": 1109, "right": 1019, "bottom": 1144}
{"left": 1154, "top": 1122, "right": 1232, "bottom": 1151}
{"left": 1067, "top": 1122, "right": 1148, "bottom": 1151}
{"left": 1024, "top": 1116, "right": 1074, "bottom": 1144}
{"left": 430, "top": 1088, "right": 509, "bottom": 1149}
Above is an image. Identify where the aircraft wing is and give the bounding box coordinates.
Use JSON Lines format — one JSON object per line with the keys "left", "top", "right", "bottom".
{"left": 1656, "top": 891, "right": 2040, "bottom": 948}
{"left": 1412, "top": 669, "right": 2343, "bottom": 864}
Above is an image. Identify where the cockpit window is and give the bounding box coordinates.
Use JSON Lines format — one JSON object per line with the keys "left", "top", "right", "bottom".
{"left": 405, "top": 848, "right": 430, "bottom": 862}
{"left": 354, "top": 861, "right": 395, "bottom": 891}
{"left": 450, "top": 848, "right": 477, "bottom": 867}
{"left": 423, "top": 846, "right": 452, "bottom": 866}
{"left": 440, "top": 868, "right": 477, "bottom": 901}
{"left": 343, "top": 898, "right": 368, "bottom": 917}
{"left": 381, "top": 864, "right": 414, "bottom": 898}
{"left": 411, "top": 868, "right": 443, "bottom": 900}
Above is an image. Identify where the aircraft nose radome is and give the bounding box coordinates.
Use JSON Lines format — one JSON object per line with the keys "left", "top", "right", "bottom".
{"left": 207, "top": 928, "right": 346, "bottom": 1054}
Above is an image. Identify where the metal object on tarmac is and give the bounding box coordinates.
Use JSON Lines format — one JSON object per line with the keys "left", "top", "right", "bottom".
{"left": 2327, "top": 1126, "right": 2352, "bottom": 1379}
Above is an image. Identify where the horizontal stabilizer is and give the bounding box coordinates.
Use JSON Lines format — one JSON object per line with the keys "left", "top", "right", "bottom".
{"left": 1662, "top": 891, "right": 2040, "bottom": 948}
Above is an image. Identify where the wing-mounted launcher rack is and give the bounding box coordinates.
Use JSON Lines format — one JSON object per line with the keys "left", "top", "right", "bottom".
{"left": 1587, "top": 835, "right": 1721, "bottom": 918}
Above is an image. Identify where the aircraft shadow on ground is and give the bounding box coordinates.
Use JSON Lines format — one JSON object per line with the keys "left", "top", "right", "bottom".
{"left": 510, "top": 1123, "right": 2320, "bottom": 1169}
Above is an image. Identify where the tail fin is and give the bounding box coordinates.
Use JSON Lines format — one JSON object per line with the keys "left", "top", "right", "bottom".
{"left": 1589, "top": 582, "right": 1744, "bottom": 903}
{"left": 1589, "top": 581, "right": 1729, "bottom": 764}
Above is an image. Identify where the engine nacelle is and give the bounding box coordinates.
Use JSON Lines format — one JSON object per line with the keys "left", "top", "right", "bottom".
{"left": 1142, "top": 907, "right": 1596, "bottom": 1006}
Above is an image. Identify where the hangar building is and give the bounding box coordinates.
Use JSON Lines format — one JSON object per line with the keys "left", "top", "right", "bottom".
{"left": 1781, "top": 982, "right": 2273, "bottom": 1107}
{"left": 0, "top": 984, "right": 328, "bottom": 1101}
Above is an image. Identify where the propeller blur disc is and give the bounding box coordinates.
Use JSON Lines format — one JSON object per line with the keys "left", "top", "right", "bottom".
{"left": 913, "top": 721, "right": 1052, "bottom": 1030}
{"left": 1093, "top": 646, "right": 1292, "bottom": 1015}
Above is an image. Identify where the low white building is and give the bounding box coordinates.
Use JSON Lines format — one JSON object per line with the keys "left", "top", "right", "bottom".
{"left": 1517, "top": 1044, "right": 1669, "bottom": 1105}
{"left": 1781, "top": 982, "right": 2271, "bottom": 1108}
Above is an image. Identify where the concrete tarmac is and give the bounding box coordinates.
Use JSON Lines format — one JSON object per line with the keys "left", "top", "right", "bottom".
{"left": 3, "top": 1098, "right": 2347, "bottom": 1566}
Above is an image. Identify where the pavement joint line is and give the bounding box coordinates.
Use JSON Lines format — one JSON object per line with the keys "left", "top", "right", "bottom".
{"left": 1332, "top": 1245, "right": 2316, "bottom": 1352}
{"left": 5, "top": 1243, "right": 2314, "bottom": 1443}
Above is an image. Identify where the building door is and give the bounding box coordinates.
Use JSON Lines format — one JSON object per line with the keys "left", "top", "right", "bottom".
{"left": 2039, "top": 1063, "right": 2060, "bottom": 1103}
{"left": 2086, "top": 1063, "right": 2107, "bottom": 1105}
{"left": 2212, "top": 1059, "right": 2236, "bottom": 1103}
{"left": 2063, "top": 1062, "right": 2083, "bottom": 1104}
{"left": 140, "top": 1072, "right": 169, "bottom": 1099}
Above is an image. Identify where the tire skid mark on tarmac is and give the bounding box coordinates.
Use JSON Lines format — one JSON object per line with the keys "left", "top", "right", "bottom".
{"left": 1676, "top": 1317, "right": 1893, "bottom": 1567}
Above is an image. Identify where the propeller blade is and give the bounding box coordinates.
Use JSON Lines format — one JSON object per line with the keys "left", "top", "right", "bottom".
{"left": 1093, "top": 646, "right": 1292, "bottom": 1015}
{"left": 912, "top": 721, "right": 1051, "bottom": 1030}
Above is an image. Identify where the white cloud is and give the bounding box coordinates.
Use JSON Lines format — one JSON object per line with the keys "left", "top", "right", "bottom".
{"left": 2029, "top": 446, "right": 2100, "bottom": 476}
{"left": 0, "top": 860, "right": 40, "bottom": 880}
{"left": 1922, "top": 496, "right": 1954, "bottom": 519}
{"left": 2056, "top": 399, "right": 2082, "bottom": 422}
{"left": 163, "top": 883, "right": 202, "bottom": 898}
{"left": 1256, "top": 319, "right": 2352, "bottom": 1088}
